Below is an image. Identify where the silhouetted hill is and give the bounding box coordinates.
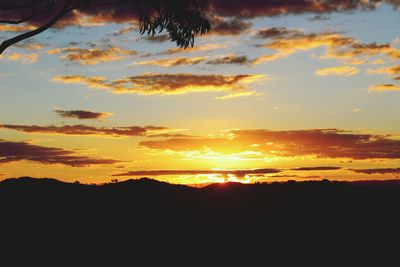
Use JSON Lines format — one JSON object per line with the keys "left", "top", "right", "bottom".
{"left": 1, "top": 177, "right": 399, "bottom": 265}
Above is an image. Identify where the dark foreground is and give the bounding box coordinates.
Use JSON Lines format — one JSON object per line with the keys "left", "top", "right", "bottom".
{"left": 1, "top": 177, "right": 400, "bottom": 265}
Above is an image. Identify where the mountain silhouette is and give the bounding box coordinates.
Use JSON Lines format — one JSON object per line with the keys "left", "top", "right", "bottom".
{"left": 1, "top": 177, "right": 399, "bottom": 265}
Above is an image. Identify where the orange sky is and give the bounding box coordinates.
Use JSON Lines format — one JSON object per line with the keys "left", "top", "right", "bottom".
{"left": 1, "top": 1, "right": 400, "bottom": 185}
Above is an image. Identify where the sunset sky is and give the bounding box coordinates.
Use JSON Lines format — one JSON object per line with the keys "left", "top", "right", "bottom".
{"left": 1, "top": 0, "right": 400, "bottom": 185}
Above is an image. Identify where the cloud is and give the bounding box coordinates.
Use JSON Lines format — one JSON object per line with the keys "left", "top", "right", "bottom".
{"left": 369, "top": 84, "right": 400, "bottom": 92}
{"left": 0, "top": 24, "right": 35, "bottom": 32}
{"left": 139, "top": 129, "right": 400, "bottom": 160}
{"left": 255, "top": 28, "right": 400, "bottom": 65}
{"left": 155, "top": 43, "right": 226, "bottom": 56}
{"left": 3, "top": 0, "right": 399, "bottom": 34}
{"left": 268, "top": 174, "right": 322, "bottom": 179}
{"left": 290, "top": 167, "right": 342, "bottom": 171}
{"left": 134, "top": 55, "right": 253, "bottom": 67}
{"left": 113, "top": 24, "right": 138, "bottom": 36}
{"left": 0, "top": 139, "right": 118, "bottom": 167}
{"left": 351, "top": 168, "right": 400, "bottom": 175}
{"left": 308, "top": 15, "right": 330, "bottom": 21}
{"left": 209, "top": 0, "right": 397, "bottom": 18}
{"left": 52, "top": 73, "right": 266, "bottom": 95}
{"left": 0, "top": 124, "right": 173, "bottom": 137}
{"left": 113, "top": 168, "right": 281, "bottom": 178}
{"left": 367, "top": 65, "right": 400, "bottom": 76}
{"left": 322, "top": 43, "right": 400, "bottom": 63}
{"left": 206, "top": 55, "right": 251, "bottom": 65}
{"left": 315, "top": 66, "right": 359, "bottom": 76}
{"left": 47, "top": 46, "right": 137, "bottom": 65}
{"left": 209, "top": 17, "right": 252, "bottom": 36}
{"left": 134, "top": 57, "right": 207, "bottom": 67}
{"left": 54, "top": 109, "right": 112, "bottom": 120}
{"left": 52, "top": 76, "right": 110, "bottom": 90}
{"left": 140, "top": 34, "right": 169, "bottom": 43}
{"left": 0, "top": 53, "right": 38, "bottom": 63}
{"left": 14, "top": 41, "right": 44, "bottom": 50}
{"left": 255, "top": 27, "right": 301, "bottom": 39}
{"left": 214, "top": 91, "right": 263, "bottom": 100}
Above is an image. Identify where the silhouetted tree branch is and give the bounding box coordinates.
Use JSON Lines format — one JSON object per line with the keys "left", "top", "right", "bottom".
{"left": 0, "top": 0, "right": 210, "bottom": 54}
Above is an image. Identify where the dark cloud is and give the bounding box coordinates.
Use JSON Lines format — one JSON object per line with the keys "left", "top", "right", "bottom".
{"left": 255, "top": 27, "right": 300, "bottom": 39}
{"left": 290, "top": 167, "right": 342, "bottom": 171}
{"left": 351, "top": 168, "right": 400, "bottom": 175}
{"left": 0, "top": 124, "right": 170, "bottom": 137}
{"left": 135, "top": 55, "right": 252, "bottom": 67}
{"left": 55, "top": 109, "right": 112, "bottom": 120}
{"left": 210, "top": 17, "right": 252, "bottom": 35}
{"left": 139, "top": 129, "right": 400, "bottom": 160}
{"left": 2, "top": 0, "right": 399, "bottom": 33}
{"left": 206, "top": 55, "right": 251, "bottom": 65}
{"left": 141, "top": 34, "right": 169, "bottom": 43}
{"left": 113, "top": 168, "right": 281, "bottom": 177}
{"left": 0, "top": 139, "right": 118, "bottom": 167}
{"left": 268, "top": 174, "right": 322, "bottom": 179}
{"left": 209, "top": 0, "right": 398, "bottom": 18}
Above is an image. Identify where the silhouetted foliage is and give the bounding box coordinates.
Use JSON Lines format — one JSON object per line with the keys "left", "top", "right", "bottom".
{"left": 0, "top": 0, "right": 210, "bottom": 54}
{"left": 1, "top": 177, "right": 400, "bottom": 265}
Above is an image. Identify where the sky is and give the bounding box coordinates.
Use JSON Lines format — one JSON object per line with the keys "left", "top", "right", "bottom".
{"left": 0, "top": 0, "right": 400, "bottom": 185}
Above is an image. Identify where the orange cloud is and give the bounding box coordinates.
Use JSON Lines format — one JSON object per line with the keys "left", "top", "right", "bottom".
{"left": 367, "top": 65, "right": 400, "bottom": 76}
{"left": 1, "top": 53, "right": 38, "bottom": 63}
{"left": 255, "top": 28, "right": 400, "bottom": 66}
{"left": 0, "top": 124, "right": 173, "bottom": 137}
{"left": 52, "top": 76, "right": 110, "bottom": 90}
{"left": 134, "top": 57, "right": 207, "bottom": 67}
{"left": 315, "top": 66, "right": 359, "bottom": 76}
{"left": 351, "top": 168, "right": 400, "bottom": 175}
{"left": 47, "top": 46, "right": 137, "bottom": 65}
{"left": 113, "top": 168, "right": 280, "bottom": 178}
{"left": 52, "top": 73, "right": 266, "bottom": 95}
{"left": 139, "top": 129, "right": 400, "bottom": 160}
{"left": 0, "top": 24, "right": 35, "bottom": 32}
{"left": 369, "top": 84, "right": 400, "bottom": 92}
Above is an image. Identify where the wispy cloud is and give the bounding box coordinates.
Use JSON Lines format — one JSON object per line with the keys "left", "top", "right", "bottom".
{"left": 0, "top": 124, "right": 176, "bottom": 138}
{"left": 0, "top": 139, "right": 118, "bottom": 167}
{"left": 315, "top": 66, "right": 359, "bottom": 76}
{"left": 47, "top": 46, "right": 137, "bottom": 65}
{"left": 52, "top": 73, "right": 266, "bottom": 96}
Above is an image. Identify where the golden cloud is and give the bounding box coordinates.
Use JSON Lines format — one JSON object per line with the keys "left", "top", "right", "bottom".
{"left": 367, "top": 65, "right": 400, "bottom": 75}
{"left": 256, "top": 28, "right": 400, "bottom": 66}
{"left": 47, "top": 46, "right": 137, "bottom": 65}
{"left": 139, "top": 129, "right": 400, "bottom": 160}
{"left": 53, "top": 73, "right": 266, "bottom": 95}
{"left": 315, "top": 66, "right": 359, "bottom": 76}
{"left": 134, "top": 57, "right": 207, "bottom": 67}
{"left": 369, "top": 84, "right": 400, "bottom": 92}
{"left": 0, "top": 53, "right": 38, "bottom": 63}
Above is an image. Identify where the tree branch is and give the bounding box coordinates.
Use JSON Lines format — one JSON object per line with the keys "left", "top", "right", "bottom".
{"left": 0, "top": 3, "right": 77, "bottom": 54}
